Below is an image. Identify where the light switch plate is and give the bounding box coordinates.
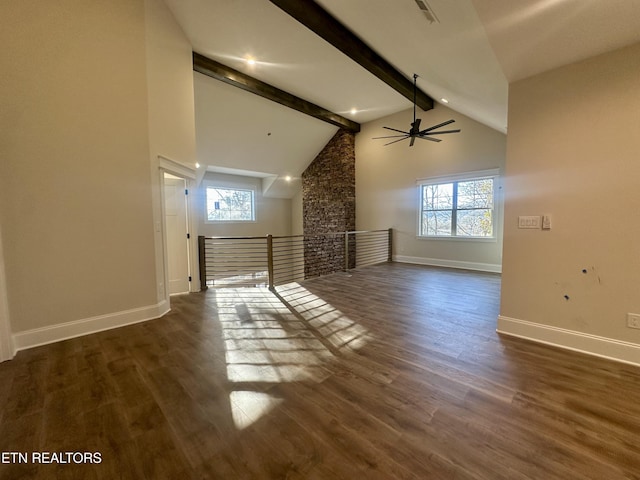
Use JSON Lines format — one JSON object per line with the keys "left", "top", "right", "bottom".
{"left": 518, "top": 216, "right": 541, "bottom": 229}
{"left": 628, "top": 313, "right": 640, "bottom": 329}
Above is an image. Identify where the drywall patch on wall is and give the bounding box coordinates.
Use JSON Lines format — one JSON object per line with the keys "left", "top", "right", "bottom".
{"left": 500, "top": 42, "right": 640, "bottom": 344}
{"left": 302, "top": 129, "right": 356, "bottom": 277}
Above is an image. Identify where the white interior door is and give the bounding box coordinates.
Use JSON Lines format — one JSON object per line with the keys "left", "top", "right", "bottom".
{"left": 164, "top": 174, "right": 190, "bottom": 295}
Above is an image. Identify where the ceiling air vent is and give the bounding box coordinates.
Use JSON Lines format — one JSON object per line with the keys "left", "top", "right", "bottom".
{"left": 414, "top": 0, "right": 440, "bottom": 24}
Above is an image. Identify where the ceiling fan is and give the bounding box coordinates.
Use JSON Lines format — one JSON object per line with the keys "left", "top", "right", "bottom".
{"left": 373, "top": 74, "right": 460, "bottom": 146}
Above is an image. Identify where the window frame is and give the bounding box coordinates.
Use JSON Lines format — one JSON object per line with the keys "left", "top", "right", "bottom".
{"left": 204, "top": 184, "right": 257, "bottom": 224}
{"left": 417, "top": 168, "right": 499, "bottom": 241}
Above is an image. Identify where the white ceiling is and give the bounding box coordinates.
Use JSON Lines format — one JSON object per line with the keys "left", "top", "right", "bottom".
{"left": 471, "top": 0, "right": 640, "bottom": 82}
{"left": 163, "top": 0, "right": 640, "bottom": 196}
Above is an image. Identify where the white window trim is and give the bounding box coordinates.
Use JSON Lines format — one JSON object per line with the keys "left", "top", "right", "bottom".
{"left": 204, "top": 183, "right": 257, "bottom": 224}
{"left": 416, "top": 168, "right": 500, "bottom": 186}
{"left": 416, "top": 168, "right": 500, "bottom": 240}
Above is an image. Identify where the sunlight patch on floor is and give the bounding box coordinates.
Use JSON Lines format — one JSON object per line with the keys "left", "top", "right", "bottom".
{"left": 275, "top": 283, "right": 373, "bottom": 352}
{"left": 229, "top": 390, "right": 283, "bottom": 430}
{"left": 212, "top": 288, "right": 338, "bottom": 385}
{"left": 209, "top": 284, "right": 372, "bottom": 431}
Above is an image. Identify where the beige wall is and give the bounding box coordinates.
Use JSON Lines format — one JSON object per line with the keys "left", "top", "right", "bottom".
{"left": 291, "top": 187, "right": 304, "bottom": 236}
{"left": 144, "top": 0, "right": 197, "bottom": 299}
{"left": 145, "top": 0, "right": 196, "bottom": 167}
{"left": 0, "top": 1, "right": 168, "bottom": 335}
{"left": 198, "top": 173, "right": 292, "bottom": 237}
{"left": 500, "top": 43, "right": 640, "bottom": 346}
{"left": 356, "top": 104, "right": 507, "bottom": 271}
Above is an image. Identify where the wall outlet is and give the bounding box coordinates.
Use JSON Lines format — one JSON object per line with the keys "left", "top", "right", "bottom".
{"left": 627, "top": 313, "right": 640, "bottom": 329}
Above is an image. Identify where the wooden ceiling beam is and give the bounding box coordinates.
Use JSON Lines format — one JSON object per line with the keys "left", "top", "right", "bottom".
{"left": 269, "top": 0, "right": 434, "bottom": 112}
{"left": 193, "top": 52, "right": 360, "bottom": 133}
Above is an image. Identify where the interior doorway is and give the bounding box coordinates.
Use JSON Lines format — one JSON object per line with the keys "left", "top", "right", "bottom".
{"left": 163, "top": 172, "right": 191, "bottom": 295}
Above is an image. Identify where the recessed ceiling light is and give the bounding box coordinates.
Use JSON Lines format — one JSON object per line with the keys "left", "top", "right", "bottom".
{"left": 285, "top": 176, "right": 292, "bottom": 182}
{"left": 440, "top": 98, "right": 449, "bottom": 104}
{"left": 350, "top": 108, "right": 357, "bottom": 115}
{"left": 195, "top": 162, "right": 200, "bottom": 168}
{"left": 246, "top": 58, "right": 256, "bottom": 66}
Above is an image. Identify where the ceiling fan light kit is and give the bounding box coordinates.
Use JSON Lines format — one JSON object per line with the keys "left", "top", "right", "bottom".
{"left": 373, "top": 74, "right": 460, "bottom": 147}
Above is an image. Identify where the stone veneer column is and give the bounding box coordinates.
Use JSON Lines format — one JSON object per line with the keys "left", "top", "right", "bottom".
{"left": 302, "top": 129, "right": 356, "bottom": 278}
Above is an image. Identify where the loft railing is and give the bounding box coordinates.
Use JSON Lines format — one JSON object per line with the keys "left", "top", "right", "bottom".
{"left": 198, "top": 236, "right": 269, "bottom": 289}
{"left": 198, "top": 228, "right": 392, "bottom": 290}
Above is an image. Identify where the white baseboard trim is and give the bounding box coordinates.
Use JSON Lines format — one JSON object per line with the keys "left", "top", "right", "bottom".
{"left": 12, "top": 300, "right": 170, "bottom": 352}
{"left": 0, "top": 314, "right": 15, "bottom": 362}
{"left": 497, "top": 315, "right": 640, "bottom": 367}
{"left": 394, "top": 255, "right": 502, "bottom": 273}
{"left": 0, "top": 335, "right": 15, "bottom": 363}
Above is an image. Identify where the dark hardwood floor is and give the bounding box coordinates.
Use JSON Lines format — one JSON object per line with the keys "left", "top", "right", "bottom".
{"left": 1, "top": 262, "right": 639, "bottom": 479}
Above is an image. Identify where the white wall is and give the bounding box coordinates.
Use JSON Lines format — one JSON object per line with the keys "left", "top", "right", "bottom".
{"left": 0, "top": 0, "right": 156, "bottom": 336}
{"left": 198, "top": 173, "right": 292, "bottom": 237}
{"left": 499, "top": 43, "right": 640, "bottom": 363}
{"left": 144, "top": 0, "right": 198, "bottom": 298}
{"left": 0, "top": 0, "right": 196, "bottom": 352}
{"left": 356, "top": 104, "right": 507, "bottom": 272}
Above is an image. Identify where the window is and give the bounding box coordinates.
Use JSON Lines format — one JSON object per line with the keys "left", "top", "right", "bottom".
{"left": 418, "top": 169, "right": 498, "bottom": 238}
{"left": 206, "top": 186, "right": 255, "bottom": 222}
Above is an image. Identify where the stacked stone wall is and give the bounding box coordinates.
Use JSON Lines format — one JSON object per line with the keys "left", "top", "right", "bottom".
{"left": 302, "top": 129, "right": 356, "bottom": 277}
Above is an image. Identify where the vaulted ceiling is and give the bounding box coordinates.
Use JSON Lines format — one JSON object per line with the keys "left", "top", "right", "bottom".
{"left": 162, "top": 0, "right": 640, "bottom": 195}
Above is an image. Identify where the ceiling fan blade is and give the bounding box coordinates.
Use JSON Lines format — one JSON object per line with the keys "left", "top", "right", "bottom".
{"left": 419, "top": 119, "right": 455, "bottom": 135}
{"left": 415, "top": 135, "right": 441, "bottom": 143}
{"left": 423, "top": 129, "right": 461, "bottom": 135}
{"left": 383, "top": 126, "right": 410, "bottom": 134}
{"left": 411, "top": 118, "right": 422, "bottom": 133}
{"left": 410, "top": 136, "right": 416, "bottom": 147}
{"left": 384, "top": 136, "right": 410, "bottom": 146}
{"left": 372, "top": 134, "right": 410, "bottom": 139}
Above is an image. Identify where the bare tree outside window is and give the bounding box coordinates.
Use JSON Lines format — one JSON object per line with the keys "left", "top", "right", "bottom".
{"left": 420, "top": 176, "right": 495, "bottom": 238}
{"left": 421, "top": 183, "right": 453, "bottom": 236}
{"left": 206, "top": 187, "right": 255, "bottom": 222}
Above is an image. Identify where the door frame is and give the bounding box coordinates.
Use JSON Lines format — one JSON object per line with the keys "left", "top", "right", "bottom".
{"left": 163, "top": 174, "right": 191, "bottom": 295}
{"left": 158, "top": 156, "right": 199, "bottom": 299}
{"left": 0, "top": 223, "right": 15, "bottom": 362}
